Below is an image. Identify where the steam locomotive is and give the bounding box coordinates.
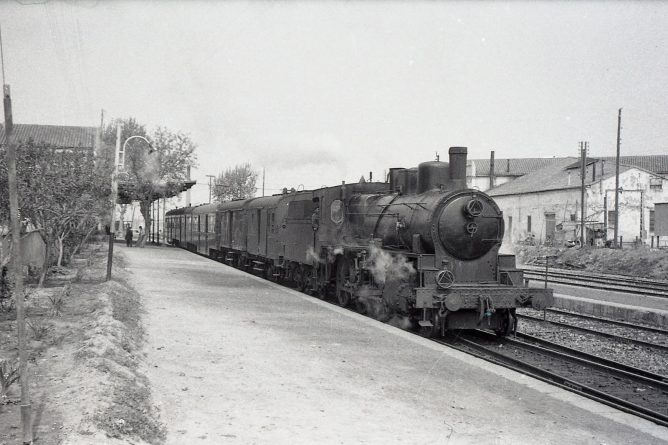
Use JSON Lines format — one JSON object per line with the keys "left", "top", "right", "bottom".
{"left": 165, "top": 147, "right": 553, "bottom": 337}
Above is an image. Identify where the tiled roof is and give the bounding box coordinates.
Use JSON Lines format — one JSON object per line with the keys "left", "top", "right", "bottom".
{"left": 487, "top": 157, "right": 633, "bottom": 197}
{"left": 598, "top": 155, "right": 668, "bottom": 175}
{"left": 470, "top": 155, "right": 668, "bottom": 176}
{"left": 468, "top": 158, "right": 568, "bottom": 177}
{"left": 0, "top": 124, "right": 96, "bottom": 149}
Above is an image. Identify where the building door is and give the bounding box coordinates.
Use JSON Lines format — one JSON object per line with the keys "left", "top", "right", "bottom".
{"left": 545, "top": 213, "right": 556, "bottom": 245}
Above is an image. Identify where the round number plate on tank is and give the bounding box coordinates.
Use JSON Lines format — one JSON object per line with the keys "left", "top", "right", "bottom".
{"left": 437, "top": 194, "right": 503, "bottom": 260}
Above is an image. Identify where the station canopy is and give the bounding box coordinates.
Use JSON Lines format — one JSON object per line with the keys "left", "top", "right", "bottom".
{"left": 117, "top": 179, "right": 196, "bottom": 204}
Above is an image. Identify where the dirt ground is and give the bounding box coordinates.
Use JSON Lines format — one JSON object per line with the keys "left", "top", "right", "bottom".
{"left": 0, "top": 243, "right": 163, "bottom": 445}
{"left": 515, "top": 244, "right": 668, "bottom": 280}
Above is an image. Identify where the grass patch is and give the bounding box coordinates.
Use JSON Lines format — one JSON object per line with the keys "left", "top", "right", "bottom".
{"left": 94, "top": 374, "right": 166, "bottom": 444}
{"left": 89, "top": 281, "right": 165, "bottom": 444}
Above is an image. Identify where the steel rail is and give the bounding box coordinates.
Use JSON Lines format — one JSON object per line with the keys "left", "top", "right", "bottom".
{"left": 522, "top": 265, "right": 668, "bottom": 288}
{"left": 522, "top": 267, "right": 668, "bottom": 298}
{"left": 516, "top": 313, "right": 668, "bottom": 352}
{"left": 436, "top": 331, "right": 668, "bottom": 427}
{"left": 544, "top": 308, "right": 668, "bottom": 335}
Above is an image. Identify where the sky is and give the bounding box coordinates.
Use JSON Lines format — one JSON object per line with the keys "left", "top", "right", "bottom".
{"left": 1, "top": 0, "right": 667, "bottom": 206}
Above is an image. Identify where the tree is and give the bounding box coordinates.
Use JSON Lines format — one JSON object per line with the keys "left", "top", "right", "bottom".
{"left": 213, "top": 163, "right": 258, "bottom": 202}
{"left": 102, "top": 118, "right": 197, "bottom": 236}
{"left": 0, "top": 142, "right": 112, "bottom": 283}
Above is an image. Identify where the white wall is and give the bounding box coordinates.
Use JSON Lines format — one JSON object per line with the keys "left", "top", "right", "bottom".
{"left": 492, "top": 168, "right": 668, "bottom": 248}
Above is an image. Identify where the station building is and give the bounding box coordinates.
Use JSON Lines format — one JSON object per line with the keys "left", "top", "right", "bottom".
{"left": 474, "top": 157, "right": 668, "bottom": 248}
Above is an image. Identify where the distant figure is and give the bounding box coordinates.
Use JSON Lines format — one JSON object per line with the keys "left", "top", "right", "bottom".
{"left": 125, "top": 226, "right": 133, "bottom": 247}
{"left": 138, "top": 226, "right": 146, "bottom": 248}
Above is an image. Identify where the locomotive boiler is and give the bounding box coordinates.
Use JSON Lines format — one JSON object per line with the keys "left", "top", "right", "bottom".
{"left": 166, "top": 146, "right": 553, "bottom": 337}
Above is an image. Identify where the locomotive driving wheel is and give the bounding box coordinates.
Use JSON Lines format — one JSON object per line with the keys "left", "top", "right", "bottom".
{"left": 335, "top": 258, "right": 354, "bottom": 307}
{"left": 291, "top": 265, "right": 303, "bottom": 289}
{"left": 300, "top": 266, "right": 314, "bottom": 294}
{"left": 266, "top": 264, "right": 278, "bottom": 282}
{"left": 314, "top": 264, "right": 329, "bottom": 300}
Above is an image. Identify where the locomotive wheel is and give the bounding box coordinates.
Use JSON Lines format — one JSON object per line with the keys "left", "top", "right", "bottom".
{"left": 337, "top": 289, "right": 352, "bottom": 307}
{"left": 314, "top": 264, "right": 328, "bottom": 300}
{"left": 292, "top": 266, "right": 303, "bottom": 289}
{"left": 300, "top": 266, "right": 313, "bottom": 294}
{"left": 266, "top": 264, "right": 277, "bottom": 282}
{"left": 335, "top": 259, "right": 353, "bottom": 307}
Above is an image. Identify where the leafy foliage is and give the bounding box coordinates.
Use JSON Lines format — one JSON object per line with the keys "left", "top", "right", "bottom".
{"left": 0, "top": 141, "right": 112, "bottom": 272}
{"left": 102, "top": 118, "right": 197, "bottom": 234}
{"left": 213, "top": 162, "right": 258, "bottom": 202}
{"left": 0, "top": 359, "right": 19, "bottom": 401}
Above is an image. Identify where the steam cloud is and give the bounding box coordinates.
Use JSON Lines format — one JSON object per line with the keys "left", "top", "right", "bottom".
{"left": 366, "top": 244, "right": 416, "bottom": 285}
{"left": 306, "top": 246, "right": 345, "bottom": 264}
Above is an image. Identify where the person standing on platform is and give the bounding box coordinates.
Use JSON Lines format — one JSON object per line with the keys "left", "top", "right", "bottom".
{"left": 125, "top": 225, "right": 133, "bottom": 247}
{"left": 138, "top": 226, "right": 145, "bottom": 248}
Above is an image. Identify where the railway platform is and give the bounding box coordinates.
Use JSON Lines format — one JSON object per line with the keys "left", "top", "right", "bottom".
{"left": 527, "top": 279, "right": 668, "bottom": 328}
{"left": 120, "top": 245, "right": 668, "bottom": 444}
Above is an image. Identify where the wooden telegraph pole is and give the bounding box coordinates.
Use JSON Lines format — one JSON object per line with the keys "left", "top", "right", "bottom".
{"left": 579, "top": 141, "right": 587, "bottom": 247}
{"left": 614, "top": 108, "right": 622, "bottom": 248}
{"left": 2, "top": 26, "right": 33, "bottom": 443}
{"left": 106, "top": 124, "right": 122, "bottom": 280}
{"left": 206, "top": 174, "right": 215, "bottom": 203}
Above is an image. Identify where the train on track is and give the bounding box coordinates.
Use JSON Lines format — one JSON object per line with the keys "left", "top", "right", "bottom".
{"left": 165, "top": 147, "right": 553, "bottom": 337}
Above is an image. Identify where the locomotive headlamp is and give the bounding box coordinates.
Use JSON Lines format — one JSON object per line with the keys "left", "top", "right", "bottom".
{"left": 465, "top": 198, "right": 484, "bottom": 217}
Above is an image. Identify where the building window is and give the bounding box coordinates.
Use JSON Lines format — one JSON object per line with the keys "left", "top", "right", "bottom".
{"left": 570, "top": 213, "right": 576, "bottom": 222}
{"left": 650, "top": 177, "right": 663, "bottom": 191}
{"left": 527, "top": 215, "right": 532, "bottom": 233}
{"left": 607, "top": 210, "right": 616, "bottom": 228}
{"left": 508, "top": 216, "right": 513, "bottom": 237}
{"left": 650, "top": 210, "right": 655, "bottom": 232}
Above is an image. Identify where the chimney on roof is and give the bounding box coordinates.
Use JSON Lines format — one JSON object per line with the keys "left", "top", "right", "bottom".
{"left": 592, "top": 160, "right": 596, "bottom": 182}
{"left": 506, "top": 158, "right": 510, "bottom": 173}
{"left": 568, "top": 171, "right": 571, "bottom": 186}
{"left": 489, "top": 151, "right": 495, "bottom": 189}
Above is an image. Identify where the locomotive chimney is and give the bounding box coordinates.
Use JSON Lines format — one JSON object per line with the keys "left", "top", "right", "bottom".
{"left": 449, "top": 146, "right": 468, "bottom": 189}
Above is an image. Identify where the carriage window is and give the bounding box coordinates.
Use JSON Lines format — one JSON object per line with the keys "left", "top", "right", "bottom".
{"left": 287, "top": 200, "right": 315, "bottom": 219}
{"left": 330, "top": 200, "right": 344, "bottom": 224}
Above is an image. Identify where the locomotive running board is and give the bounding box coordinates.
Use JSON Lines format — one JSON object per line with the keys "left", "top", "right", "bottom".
{"left": 418, "top": 320, "right": 434, "bottom": 328}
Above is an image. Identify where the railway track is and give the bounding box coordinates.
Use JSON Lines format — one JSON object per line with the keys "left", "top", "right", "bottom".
{"left": 517, "top": 312, "right": 668, "bottom": 352}
{"left": 438, "top": 330, "right": 668, "bottom": 427}
{"left": 521, "top": 265, "right": 668, "bottom": 298}
{"left": 545, "top": 308, "right": 668, "bottom": 335}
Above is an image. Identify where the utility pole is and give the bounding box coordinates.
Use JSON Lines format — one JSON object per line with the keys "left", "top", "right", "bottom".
{"left": 579, "top": 141, "right": 587, "bottom": 247}
{"left": 262, "top": 167, "right": 265, "bottom": 197}
{"left": 107, "top": 124, "right": 121, "bottom": 281}
{"left": 2, "top": 26, "right": 32, "bottom": 444}
{"left": 614, "top": 108, "right": 622, "bottom": 248}
{"left": 205, "top": 174, "right": 215, "bottom": 203}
